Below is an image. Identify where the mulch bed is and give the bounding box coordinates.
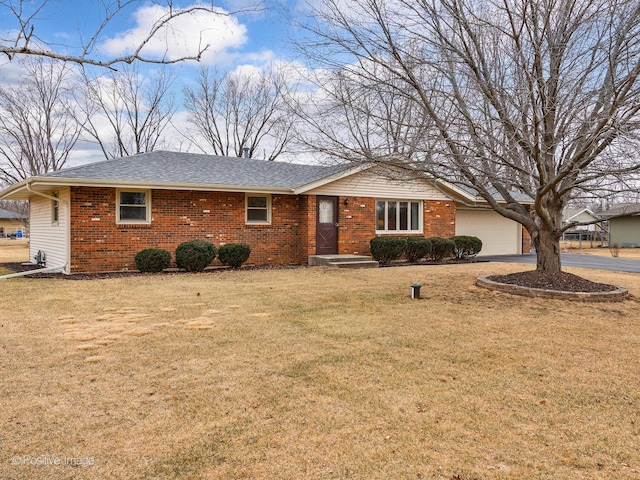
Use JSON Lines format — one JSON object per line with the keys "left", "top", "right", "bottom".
{"left": 0, "top": 262, "right": 308, "bottom": 280}
{"left": 489, "top": 270, "right": 618, "bottom": 293}
{"left": 0, "top": 262, "right": 142, "bottom": 280}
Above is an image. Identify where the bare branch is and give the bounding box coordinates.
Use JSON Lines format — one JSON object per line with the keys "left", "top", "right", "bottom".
{"left": 0, "top": 1, "right": 256, "bottom": 68}
{"left": 77, "top": 65, "right": 176, "bottom": 159}
{"left": 182, "top": 65, "right": 296, "bottom": 160}
{"left": 0, "top": 57, "right": 84, "bottom": 184}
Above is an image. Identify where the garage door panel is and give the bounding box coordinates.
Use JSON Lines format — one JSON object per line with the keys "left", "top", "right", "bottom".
{"left": 455, "top": 210, "right": 521, "bottom": 256}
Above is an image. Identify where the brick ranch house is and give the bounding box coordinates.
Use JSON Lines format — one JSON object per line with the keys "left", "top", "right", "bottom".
{"left": 0, "top": 151, "right": 530, "bottom": 274}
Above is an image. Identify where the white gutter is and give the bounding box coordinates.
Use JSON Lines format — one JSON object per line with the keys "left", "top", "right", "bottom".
{"left": 0, "top": 181, "right": 70, "bottom": 279}
{"left": 6, "top": 177, "right": 294, "bottom": 195}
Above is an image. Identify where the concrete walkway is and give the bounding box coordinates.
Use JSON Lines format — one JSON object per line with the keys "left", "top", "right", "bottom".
{"left": 479, "top": 253, "right": 640, "bottom": 273}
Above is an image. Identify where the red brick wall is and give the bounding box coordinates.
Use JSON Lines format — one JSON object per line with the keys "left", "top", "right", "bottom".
{"left": 338, "top": 197, "right": 376, "bottom": 255}
{"left": 522, "top": 226, "right": 532, "bottom": 253}
{"left": 423, "top": 200, "right": 456, "bottom": 237}
{"left": 337, "top": 197, "right": 456, "bottom": 256}
{"left": 301, "top": 195, "right": 316, "bottom": 258}
{"left": 69, "top": 187, "right": 308, "bottom": 273}
{"left": 68, "top": 188, "right": 459, "bottom": 273}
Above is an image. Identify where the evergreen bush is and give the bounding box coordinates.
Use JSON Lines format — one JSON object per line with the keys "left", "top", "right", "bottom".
{"left": 451, "top": 235, "right": 483, "bottom": 259}
{"left": 218, "top": 243, "right": 252, "bottom": 268}
{"left": 370, "top": 236, "right": 405, "bottom": 266}
{"left": 426, "top": 237, "right": 456, "bottom": 261}
{"left": 175, "top": 240, "right": 217, "bottom": 272}
{"left": 404, "top": 237, "right": 432, "bottom": 263}
{"left": 134, "top": 248, "right": 171, "bottom": 273}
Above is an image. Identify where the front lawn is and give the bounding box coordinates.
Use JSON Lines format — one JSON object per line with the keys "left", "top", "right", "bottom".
{"left": 0, "top": 238, "right": 28, "bottom": 265}
{"left": 1, "top": 265, "right": 639, "bottom": 479}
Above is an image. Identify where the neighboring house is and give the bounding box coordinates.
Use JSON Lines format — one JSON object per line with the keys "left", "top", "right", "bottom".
{"left": 0, "top": 151, "right": 531, "bottom": 274}
{"left": 561, "top": 207, "right": 603, "bottom": 242}
{"left": 0, "top": 208, "right": 27, "bottom": 238}
{"left": 597, "top": 203, "right": 640, "bottom": 247}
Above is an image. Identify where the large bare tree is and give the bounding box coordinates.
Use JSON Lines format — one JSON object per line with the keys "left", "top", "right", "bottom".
{"left": 183, "top": 66, "right": 295, "bottom": 160}
{"left": 295, "top": 64, "right": 433, "bottom": 163}
{"left": 79, "top": 65, "right": 176, "bottom": 159}
{"left": 0, "top": 0, "right": 230, "bottom": 67}
{"left": 0, "top": 58, "right": 83, "bottom": 184}
{"left": 298, "top": 0, "right": 640, "bottom": 274}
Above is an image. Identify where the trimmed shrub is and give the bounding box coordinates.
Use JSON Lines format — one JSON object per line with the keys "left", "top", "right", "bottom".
{"left": 404, "top": 237, "right": 432, "bottom": 263}
{"left": 452, "top": 235, "right": 483, "bottom": 259}
{"left": 370, "top": 236, "right": 405, "bottom": 266}
{"left": 218, "top": 243, "right": 252, "bottom": 268}
{"left": 134, "top": 248, "right": 171, "bottom": 273}
{"left": 426, "top": 237, "right": 456, "bottom": 261}
{"left": 175, "top": 240, "right": 217, "bottom": 272}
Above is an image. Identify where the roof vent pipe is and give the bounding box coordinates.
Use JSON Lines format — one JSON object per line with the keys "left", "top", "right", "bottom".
{"left": 243, "top": 147, "right": 249, "bottom": 159}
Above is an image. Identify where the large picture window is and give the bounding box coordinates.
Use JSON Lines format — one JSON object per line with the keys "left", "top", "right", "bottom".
{"left": 246, "top": 194, "right": 271, "bottom": 224}
{"left": 376, "top": 200, "right": 421, "bottom": 233}
{"left": 117, "top": 190, "right": 151, "bottom": 224}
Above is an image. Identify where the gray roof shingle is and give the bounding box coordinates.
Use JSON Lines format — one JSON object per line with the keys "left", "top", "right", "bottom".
{"left": 41, "top": 151, "right": 349, "bottom": 190}
{"left": 0, "top": 208, "right": 26, "bottom": 219}
{"left": 597, "top": 203, "right": 640, "bottom": 218}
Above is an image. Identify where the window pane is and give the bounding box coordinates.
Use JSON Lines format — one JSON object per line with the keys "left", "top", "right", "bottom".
{"left": 387, "top": 201, "right": 397, "bottom": 230}
{"left": 247, "top": 196, "right": 267, "bottom": 208}
{"left": 318, "top": 199, "right": 334, "bottom": 224}
{"left": 399, "top": 202, "right": 408, "bottom": 230}
{"left": 411, "top": 202, "right": 419, "bottom": 230}
{"left": 247, "top": 209, "right": 268, "bottom": 222}
{"left": 120, "top": 192, "right": 146, "bottom": 205}
{"left": 376, "top": 201, "right": 385, "bottom": 230}
{"left": 120, "top": 206, "right": 147, "bottom": 220}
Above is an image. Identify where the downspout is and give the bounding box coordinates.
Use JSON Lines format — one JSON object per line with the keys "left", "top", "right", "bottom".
{"left": 0, "top": 180, "right": 70, "bottom": 279}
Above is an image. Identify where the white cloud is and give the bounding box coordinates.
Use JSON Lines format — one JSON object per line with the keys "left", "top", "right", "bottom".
{"left": 99, "top": 3, "right": 248, "bottom": 64}
{"left": 0, "top": 59, "right": 30, "bottom": 85}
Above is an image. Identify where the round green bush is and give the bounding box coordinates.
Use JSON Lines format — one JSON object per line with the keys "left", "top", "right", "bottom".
{"left": 134, "top": 248, "right": 171, "bottom": 273}
{"left": 218, "top": 243, "right": 251, "bottom": 268}
{"left": 404, "top": 237, "right": 432, "bottom": 263}
{"left": 426, "top": 237, "right": 456, "bottom": 261}
{"left": 175, "top": 240, "right": 217, "bottom": 272}
{"left": 370, "top": 236, "right": 405, "bottom": 266}
{"left": 452, "top": 235, "right": 483, "bottom": 259}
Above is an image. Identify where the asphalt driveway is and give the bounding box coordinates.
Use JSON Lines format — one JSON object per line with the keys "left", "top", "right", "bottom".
{"left": 480, "top": 253, "right": 640, "bottom": 273}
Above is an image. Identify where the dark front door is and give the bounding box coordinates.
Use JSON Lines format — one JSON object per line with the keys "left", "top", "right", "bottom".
{"left": 316, "top": 196, "right": 339, "bottom": 255}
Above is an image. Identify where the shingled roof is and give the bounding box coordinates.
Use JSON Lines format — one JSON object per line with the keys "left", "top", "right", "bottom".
{"left": 0, "top": 208, "right": 26, "bottom": 219}
{"left": 40, "top": 151, "right": 350, "bottom": 190}
{"left": 597, "top": 203, "right": 640, "bottom": 219}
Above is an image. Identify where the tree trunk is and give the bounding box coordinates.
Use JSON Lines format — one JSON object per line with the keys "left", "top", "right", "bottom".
{"left": 533, "top": 228, "right": 562, "bottom": 273}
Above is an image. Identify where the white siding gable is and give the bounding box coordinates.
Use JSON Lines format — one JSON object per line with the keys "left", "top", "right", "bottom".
{"left": 306, "top": 169, "right": 450, "bottom": 200}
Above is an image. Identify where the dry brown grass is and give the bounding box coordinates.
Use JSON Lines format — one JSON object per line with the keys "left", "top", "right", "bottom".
{"left": 0, "top": 238, "right": 28, "bottom": 265}
{"left": 576, "top": 248, "right": 640, "bottom": 259}
{"left": 560, "top": 240, "right": 640, "bottom": 259}
{"left": 1, "top": 263, "right": 640, "bottom": 479}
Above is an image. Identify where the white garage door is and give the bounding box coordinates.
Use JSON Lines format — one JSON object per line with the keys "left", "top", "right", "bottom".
{"left": 455, "top": 209, "right": 522, "bottom": 256}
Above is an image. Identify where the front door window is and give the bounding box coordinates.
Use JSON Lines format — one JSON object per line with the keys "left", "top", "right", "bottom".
{"left": 319, "top": 199, "right": 334, "bottom": 224}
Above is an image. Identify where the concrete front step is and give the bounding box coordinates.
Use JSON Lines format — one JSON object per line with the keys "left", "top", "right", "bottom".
{"left": 327, "top": 260, "right": 380, "bottom": 269}
{"left": 308, "top": 254, "right": 379, "bottom": 268}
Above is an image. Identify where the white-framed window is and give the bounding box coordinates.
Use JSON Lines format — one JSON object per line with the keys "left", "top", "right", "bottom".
{"left": 245, "top": 194, "right": 271, "bottom": 224}
{"left": 117, "top": 189, "right": 151, "bottom": 224}
{"left": 52, "top": 191, "right": 59, "bottom": 225}
{"left": 376, "top": 199, "right": 422, "bottom": 233}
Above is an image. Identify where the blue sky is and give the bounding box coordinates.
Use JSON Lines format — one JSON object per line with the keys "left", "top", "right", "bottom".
{"left": 0, "top": 0, "right": 297, "bottom": 69}
{"left": 0, "top": 0, "right": 311, "bottom": 165}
